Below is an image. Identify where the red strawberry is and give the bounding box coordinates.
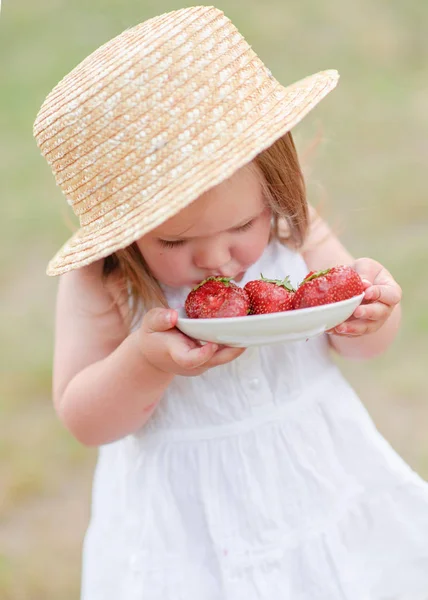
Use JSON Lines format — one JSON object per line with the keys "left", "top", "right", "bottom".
{"left": 293, "top": 266, "right": 364, "bottom": 309}
{"left": 185, "top": 277, "right": 250, "bottom": 318}
{"left": 244, "top": 274, "right": 295, "bottom": 315}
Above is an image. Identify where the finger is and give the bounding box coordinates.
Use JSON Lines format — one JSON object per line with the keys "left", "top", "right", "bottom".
{"left": 326, "top": 314, "right": 358, "bottom": 334}
{"left": 333, "top": 319, "right": 382, "bottom": 336}
{"left": 171, "top": 341, "right": 219, "bottom": 370}
{"left": 363, "top": 284, "right": 402, "bottom": 306}
{"left": 143, "top": 308, "right": 177, "bottom": 333}
{"left": 353, "top": 301, "right": 391, "bottom": 321}
{"left": 206, "top": 345, "right": 246, "bottom": 367}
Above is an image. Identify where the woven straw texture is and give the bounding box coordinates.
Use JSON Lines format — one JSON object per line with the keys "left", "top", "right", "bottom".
{"left": 34, "top": 5, "right": 339, "bottom": 275}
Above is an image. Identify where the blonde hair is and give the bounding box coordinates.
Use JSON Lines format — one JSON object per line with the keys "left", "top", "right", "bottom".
{"left": 103, "top": 131, "right": 308, "bottom": 329}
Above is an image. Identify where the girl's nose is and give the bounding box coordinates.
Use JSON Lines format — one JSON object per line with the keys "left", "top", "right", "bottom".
{"left": 193, "top": 239, "right": 231, "bottom": 271}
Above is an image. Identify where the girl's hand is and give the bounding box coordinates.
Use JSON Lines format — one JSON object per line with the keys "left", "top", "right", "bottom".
{"left": 138, "top": 308, "right": 245, "bottom": 376}
{"left": 328, "top": 258, "right": 402, "bottom": 337}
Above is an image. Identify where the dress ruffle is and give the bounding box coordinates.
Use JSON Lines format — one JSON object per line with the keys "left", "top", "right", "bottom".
{"left": 83, "top": 368, "right": 428, "bottom": 599}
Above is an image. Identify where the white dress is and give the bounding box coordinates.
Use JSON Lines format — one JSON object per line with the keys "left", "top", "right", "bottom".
{"left": 81, "top": 239, "right": 428, "bottom": 600}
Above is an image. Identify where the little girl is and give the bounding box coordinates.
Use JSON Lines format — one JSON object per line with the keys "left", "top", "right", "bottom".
{"left": 34, "top": 6, "right": 428, "bottom": 600}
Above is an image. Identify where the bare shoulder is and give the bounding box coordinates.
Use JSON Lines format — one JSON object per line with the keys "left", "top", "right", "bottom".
{"left": 301, "top": 204, "right": 354, "bottom": 271}
{"left": 53, "top": 260, "right": 129, "bottom": 403}
{"left": 58, "top": 259, "right": 121, "bottom": 306}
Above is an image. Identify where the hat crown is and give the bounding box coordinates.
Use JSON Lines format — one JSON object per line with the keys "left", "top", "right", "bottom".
{"left": 34, "top": 7, "right": 239, "bottom": 139}
{"left": 33, "top": 6, "right": 272, "bottom": 228}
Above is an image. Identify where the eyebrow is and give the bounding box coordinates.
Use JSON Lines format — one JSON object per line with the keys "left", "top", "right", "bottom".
{"left": 158, "top": 211, "right": 262, "bottom": 240}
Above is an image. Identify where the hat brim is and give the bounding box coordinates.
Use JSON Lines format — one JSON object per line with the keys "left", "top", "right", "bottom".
{"left": 47, "top": 69, "right": 339, "bottom": 276}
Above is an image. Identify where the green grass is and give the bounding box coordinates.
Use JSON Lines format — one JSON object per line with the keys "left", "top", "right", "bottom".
{"left": 1, "top": 0, "right": 428, "bottom": 597}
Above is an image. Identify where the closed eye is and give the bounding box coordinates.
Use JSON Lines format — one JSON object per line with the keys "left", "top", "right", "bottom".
{"left": 235, "top": 219, "right": 254, "bottom": 232}
{"left": 158, "top": 239, "right": 187, "bottom": 249}
{"left": 158, "top": 219, "right": 255, "bottom": 248}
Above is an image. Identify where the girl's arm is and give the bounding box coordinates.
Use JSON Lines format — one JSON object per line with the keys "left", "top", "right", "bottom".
{"left": 53, "top": 260, "right": 174, "bottom": 446}
{"left": 53, "top": 261, "right": 244, "bottom": 446}
{"left": 300, "top": 206, "right": 402, "bottom": 360}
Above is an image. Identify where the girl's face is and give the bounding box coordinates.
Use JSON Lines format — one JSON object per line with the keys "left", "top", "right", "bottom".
{"left": 137, "top": 164, "right": 272, "bottom": 288}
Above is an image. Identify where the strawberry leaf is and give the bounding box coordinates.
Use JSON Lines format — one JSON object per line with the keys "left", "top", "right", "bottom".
{"left": 301, "top": 268, "right": 331, "bottom": 284}
{"left": 192, "top": 276, "right": 232, "bottom": 291}
{"left": 260, "top": 273, "right": 296, "bottom": 292}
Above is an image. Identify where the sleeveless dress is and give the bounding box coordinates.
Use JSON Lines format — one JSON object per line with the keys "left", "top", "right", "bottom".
{"left": 81, "top": 239, "right": 428, "bottom": 600}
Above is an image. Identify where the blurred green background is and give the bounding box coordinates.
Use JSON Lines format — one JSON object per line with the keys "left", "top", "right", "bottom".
{"left": 1, "top": 0, "right": 427, "bottom": 597}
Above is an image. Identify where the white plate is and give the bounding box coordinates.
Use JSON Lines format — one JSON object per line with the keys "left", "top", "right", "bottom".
{"left": 175, "top": 293, "right": 364, "bottom": 347}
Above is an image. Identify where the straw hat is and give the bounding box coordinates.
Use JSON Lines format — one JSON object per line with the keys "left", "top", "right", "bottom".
{"left": 34, "top": 5, "right": 339, "bottom": 276}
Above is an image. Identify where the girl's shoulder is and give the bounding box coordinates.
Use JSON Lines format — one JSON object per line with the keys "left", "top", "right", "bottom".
{"left": 59, "top": 259, "right": 128, "bottom": 323}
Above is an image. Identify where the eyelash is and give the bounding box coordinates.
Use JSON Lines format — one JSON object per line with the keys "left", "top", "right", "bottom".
{"left": 236, "top": 219, "right": 254, "bottom": 232}
{"left": 158, "top": 220, "right": 255, "bottom": 249}
{"left": 159, "top": 239, "right": 186, "bottom": 249}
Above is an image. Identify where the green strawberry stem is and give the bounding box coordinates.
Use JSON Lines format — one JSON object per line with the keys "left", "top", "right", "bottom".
{"left": 192, "top": 276, "right": 233, "bottom": 290}
{"left": 301, "top": 268, "right": 331, "bottom": 284}
{"left": 260, "top": 273, "right": 295, "bottom": 292}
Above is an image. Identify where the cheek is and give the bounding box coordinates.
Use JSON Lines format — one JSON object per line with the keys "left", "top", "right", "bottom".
{"left": 163, "top": 251, "right": 189, "bottom": 273}
{"left": 143, "top": 246, "right": 190, "bottom": 283}
{"left": 235, "top": 218, "right": 271, "bottom": 264}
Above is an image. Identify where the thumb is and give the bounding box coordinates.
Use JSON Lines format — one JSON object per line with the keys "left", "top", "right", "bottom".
{"left": 142, "top": 308, "right": 177, "bottom": 334}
